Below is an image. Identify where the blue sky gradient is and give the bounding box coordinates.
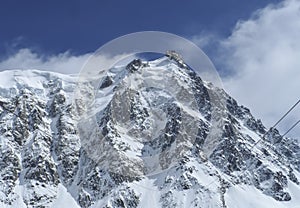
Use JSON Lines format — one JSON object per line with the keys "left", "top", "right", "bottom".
{"left": 0, "top": 0, "right": 281, "bottom": 57}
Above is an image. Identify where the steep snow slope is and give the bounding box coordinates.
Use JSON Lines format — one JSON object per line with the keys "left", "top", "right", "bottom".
{"left": 0, "top": 54, "right": 299, "bottom": 208}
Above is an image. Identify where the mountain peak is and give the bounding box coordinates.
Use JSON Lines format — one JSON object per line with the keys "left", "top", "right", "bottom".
{"left": 0, "top": 56, "right": 300, "bottom": 207}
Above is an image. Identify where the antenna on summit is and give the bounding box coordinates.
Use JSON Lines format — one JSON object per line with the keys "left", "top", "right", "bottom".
{"left": 166, "top": 50, "right": 187, "bottom": 68}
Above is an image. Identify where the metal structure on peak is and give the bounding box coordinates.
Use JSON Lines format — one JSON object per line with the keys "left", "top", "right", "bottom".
{"left": 166, "top": 50, "right": 187, "bottom": 68}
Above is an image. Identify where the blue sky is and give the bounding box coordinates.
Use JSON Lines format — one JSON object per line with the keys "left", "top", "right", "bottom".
{"left": 0, "top": 0, "right": 300, "bottom": 138}
{"left": 0, "top": 0, "right": 280, "bottom": 57}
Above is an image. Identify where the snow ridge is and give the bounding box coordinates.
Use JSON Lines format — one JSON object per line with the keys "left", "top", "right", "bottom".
{"left": 0, "top": 55, "right": 299, "bottom": 208}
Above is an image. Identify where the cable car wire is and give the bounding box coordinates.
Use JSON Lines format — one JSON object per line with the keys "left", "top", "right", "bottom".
{"left": 250, "top": 99, "right": 300, "bottom": 149}
{"left": 282, "top": 119, "right": 300, "bottom": 137}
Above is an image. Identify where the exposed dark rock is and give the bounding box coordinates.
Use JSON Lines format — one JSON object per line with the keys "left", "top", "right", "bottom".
{"left": 126, "top": 59, "right": 143, "bottom": 72}
{"left": 99, "top": 76, "right": 113, "bottom": 89}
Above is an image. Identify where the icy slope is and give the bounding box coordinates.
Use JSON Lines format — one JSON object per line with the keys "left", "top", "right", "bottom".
{"left": 0, "top": 55, "right": 300, "bottom": 208}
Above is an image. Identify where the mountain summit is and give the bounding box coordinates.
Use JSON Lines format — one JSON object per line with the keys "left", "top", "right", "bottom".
{"left": 0, "top": 54, "right": 300, "bottom": 208}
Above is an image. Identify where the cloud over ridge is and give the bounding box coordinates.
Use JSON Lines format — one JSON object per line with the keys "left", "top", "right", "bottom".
{"left": 0, "top": 48, "right": 91, "bottom": 74}
{"left": 221, "top": 0, "right": 300, "bottom": 138}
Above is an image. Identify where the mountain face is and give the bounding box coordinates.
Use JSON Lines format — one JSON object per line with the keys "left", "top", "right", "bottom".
{"left": 0, "top": 55, "right": 300, "bottom": 208}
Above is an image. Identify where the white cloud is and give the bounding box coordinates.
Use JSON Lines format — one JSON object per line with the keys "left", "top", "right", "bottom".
{"left": 0, "top": 49, "right": 91, "bottom": 74}
{"left": 220, "top": 0, "right": 300, "bottom": 138}
{"left": 190, "top": 32, "right": 218, "bottom": 49}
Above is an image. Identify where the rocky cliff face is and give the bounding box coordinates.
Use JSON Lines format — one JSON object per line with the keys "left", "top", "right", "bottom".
{"left": 0, "top": 56, "right": 299, "bottom": 208}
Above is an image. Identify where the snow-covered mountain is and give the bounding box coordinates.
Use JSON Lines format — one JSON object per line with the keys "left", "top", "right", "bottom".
{"left": 0, "top": 54, "right": 300, "bottom": 208}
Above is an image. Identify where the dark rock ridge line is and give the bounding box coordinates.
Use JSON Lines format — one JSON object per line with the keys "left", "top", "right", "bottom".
{"left": 0, "top": 55, "right": 299, "bottom": 207}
